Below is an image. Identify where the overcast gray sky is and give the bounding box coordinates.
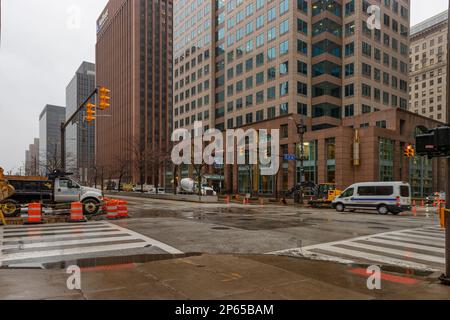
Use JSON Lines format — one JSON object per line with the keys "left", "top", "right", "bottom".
{"left": 0, "top": 0, "right": 449, "bottom": 173}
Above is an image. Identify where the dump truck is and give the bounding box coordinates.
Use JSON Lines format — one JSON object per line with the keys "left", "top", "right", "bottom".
{"left": 0, "top": 169, "right": 103, "bottom": 217}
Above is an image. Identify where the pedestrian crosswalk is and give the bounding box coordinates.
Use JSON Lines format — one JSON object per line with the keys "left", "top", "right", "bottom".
{"left": 272, "top": 226, "right": 446, "bottom": 272}
{"left": 0, "top": 222, "right": 183, "bottom": 267}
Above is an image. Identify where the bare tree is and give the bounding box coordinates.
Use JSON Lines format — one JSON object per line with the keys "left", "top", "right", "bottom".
{"left": 113, "top": 155, "right": 131, "bottom": 192}
{"left": 146, "top": 148, "right": 171, "bottom": 193}
{"left": 39, "top": 144, "right": 76, "bottom": 175}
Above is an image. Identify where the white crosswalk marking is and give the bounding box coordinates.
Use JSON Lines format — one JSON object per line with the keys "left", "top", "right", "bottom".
{"left": 271, "top": 226, "right": 446, "bottom": 272}
{"left": 0, "top": 221, "right": 182, "bottom": 266}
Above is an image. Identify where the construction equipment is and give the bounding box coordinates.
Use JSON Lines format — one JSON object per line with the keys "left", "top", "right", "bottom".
{"left": 308, "top": 183, "right": 342, "bottom": 208}
{"left": 1, "top": 170, "right": 103, "bottom": 217}
{"left": 0, "top": 167, "right": 15, "bottom": 202}
{"left": 285, "top": 182, "right": 342, "bottom": 208}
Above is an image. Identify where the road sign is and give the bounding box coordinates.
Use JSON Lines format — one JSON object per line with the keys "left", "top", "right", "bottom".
{"left": 284, "top": 154, "right": 297, "bottom": 161}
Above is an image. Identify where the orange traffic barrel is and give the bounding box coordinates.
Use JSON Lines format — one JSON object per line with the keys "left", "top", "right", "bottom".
{"left": 25, "top": 203, "right": 43, "bottom": 225}
{"left": 106, "top": 200, "right": 118, "bottom": 220}
{"left": 117, "top": 200, "right": 129, "bottom": 219}
{"left": 68, "top": 202, "right": 87, "bottom": 223}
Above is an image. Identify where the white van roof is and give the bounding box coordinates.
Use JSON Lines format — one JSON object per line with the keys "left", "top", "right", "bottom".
{"left": 350, "top": 182, "right": 410, "bottom": 187}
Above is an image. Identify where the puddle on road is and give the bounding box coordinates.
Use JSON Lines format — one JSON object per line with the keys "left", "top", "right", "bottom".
{"left": 42, "top": 253, "right": 201, "bottom": 270}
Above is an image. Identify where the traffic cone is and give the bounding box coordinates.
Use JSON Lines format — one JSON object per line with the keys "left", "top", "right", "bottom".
{"left": 421, "top": 200, "right": 425, "bottom": 208}
{"left": 260, "top": 198, "right": 264, "bottom": 206}
{"left": 225, "top": 195, "right": 230, "bottom": 204}
{"left": 412, "top": 204, "right": 417, "bottom": 217}
{"left": 68, "top": 202, "right": 87, "bottom": 223}
{"left": 117, "top": 200, "right": 130, "bottom": 219}
{"left": 106, "top": 200, "right": 119, "bottom": 220}
{"left": 25, "top": 203, "right": 43, "bottom": 225}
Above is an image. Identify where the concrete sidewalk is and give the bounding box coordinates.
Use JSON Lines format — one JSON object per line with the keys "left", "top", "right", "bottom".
{"left": 1, "top": 254, "right": 449, "bottom": 300}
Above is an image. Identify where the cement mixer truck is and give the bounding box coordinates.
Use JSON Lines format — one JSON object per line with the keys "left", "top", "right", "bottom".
{"left": 179, "top": 178, "right": 217, "bottom": 196}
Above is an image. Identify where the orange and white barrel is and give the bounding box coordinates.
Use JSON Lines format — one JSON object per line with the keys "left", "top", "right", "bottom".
{"left": 69, "top": 202, "right": 86, "bottom": 223}
{"left": 26, "top": 203, "right": 43, "bottom": 225}
{"left": 106, "top": 200, "right": 118, "bottom": 220}
{"left": 117, "top": 200, "right": 129, "bottom": 218}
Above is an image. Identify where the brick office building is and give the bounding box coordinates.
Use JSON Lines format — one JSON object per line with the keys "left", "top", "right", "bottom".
{"left": 172, "top": 0, "right": 445, "bottom": 197}
{"left": 95, "top": 0, "right": 174, "bottom": 186}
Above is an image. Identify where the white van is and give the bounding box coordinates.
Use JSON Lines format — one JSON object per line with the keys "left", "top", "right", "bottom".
{"left": 332, "top": 182, "right": 412, "bottom": 215}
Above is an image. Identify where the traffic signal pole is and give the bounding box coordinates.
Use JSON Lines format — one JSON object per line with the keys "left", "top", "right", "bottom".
{"left": 442, "top": 0, "right": 450, "bottom": 285}
{"left": 60, "top": 88, "right": 98, "bottom": 171}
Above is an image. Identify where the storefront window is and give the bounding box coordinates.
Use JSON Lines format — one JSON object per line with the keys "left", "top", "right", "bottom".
{"left": 326, "top": 138, "right": 335, "bottom": 183}
{"left": 379, "top": 138, "right": 394, "bottom": 181}
{"left": 297, "top": 140, "right": 318, "bottom": 184}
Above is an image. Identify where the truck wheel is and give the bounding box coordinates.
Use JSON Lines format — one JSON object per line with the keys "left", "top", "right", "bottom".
{"left": 82, "top": 199, "right": 100, "bottom": 215}
{"left": 1, "top": 200, "right": 20, "bottom": 217}
{"left": 335, "top": 203, "right": 345, "bottom": 213}
{"left": 377, "top": 205, "right": 389, "bottom": 215}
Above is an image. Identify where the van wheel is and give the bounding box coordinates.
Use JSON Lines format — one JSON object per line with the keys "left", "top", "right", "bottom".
{"left": 377, "top": 205, "right": 389, "bottom": 215}
{"left": 82, "top": 199, "right": 100, "bottom": 215}
{"left": 1, "top": 200, "right": 20, "bottom": 217}
{"left": 335, "top": 203, "right": 345, "bottom": 213}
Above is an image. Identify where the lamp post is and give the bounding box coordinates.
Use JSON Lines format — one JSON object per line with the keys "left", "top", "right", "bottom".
{"left": 289, "top": 116, "right": 307, "bottom": 204}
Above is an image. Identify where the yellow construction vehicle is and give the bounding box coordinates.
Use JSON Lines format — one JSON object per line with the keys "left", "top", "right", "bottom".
{"left": 308, "top": 183, "right": 342, "bottom": 208}
{"left": 0, "top": 167, "right": 15, "bottom": 202}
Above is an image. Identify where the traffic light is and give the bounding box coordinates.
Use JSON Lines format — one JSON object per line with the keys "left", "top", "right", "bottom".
{"left": 98, "top": 87, "right": 111, "bottom": 110}
{"left": 85, "top": 102, "right": 96, "bottom": 122}
{"left": 404, "top": 144, "right": 415, "bottom": 158}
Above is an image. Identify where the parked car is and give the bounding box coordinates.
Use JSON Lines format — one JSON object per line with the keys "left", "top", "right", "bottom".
{"left": 332, "top": 182, "right": 411, "bottom": 215}
{"left": 132, "top": 184, "right": 154, "bottom": 192}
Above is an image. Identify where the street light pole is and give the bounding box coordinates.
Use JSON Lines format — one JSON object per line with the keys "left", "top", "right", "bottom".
{"left": 290, "top": 116, "right": 307, "bottom": 204}
{"left": 298, "top": 118, "right": 306, "bottom": 205}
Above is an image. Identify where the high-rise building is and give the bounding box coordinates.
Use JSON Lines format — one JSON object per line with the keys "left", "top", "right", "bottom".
{"left": 96, "top": 0, "right": 174, "bottom": 187}
{"left": 66, "top": 61, "right": 96, "bottom": 184}
{"left": 409, "top": 10, "right": 448, "bottom": 122}
{"left": 173, "top": 0, "right": 446, "bottom": 197}
{"left": 39, "top": 105, "right": 66, "bottom": 175}
{"left": 25, "top": 138, "right": 40, "bottom": 176}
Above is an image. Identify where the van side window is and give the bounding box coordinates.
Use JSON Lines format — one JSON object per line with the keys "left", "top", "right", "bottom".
{"left": 358, "top": 186, "right": 393, "bottom": 196}
{"left": 376, "top": 186, "right": 394, "bottom": 196}
{"left": 358, "top": 186, "right": 376, "bottom": 196}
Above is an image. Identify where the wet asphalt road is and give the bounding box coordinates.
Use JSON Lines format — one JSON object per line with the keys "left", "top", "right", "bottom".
{"left": 112, "top": 195, "right": 440, "bottom": 255}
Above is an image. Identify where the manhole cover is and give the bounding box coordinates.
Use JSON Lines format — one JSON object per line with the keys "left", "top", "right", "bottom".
{"left": 212, "top": 227, "right": 231, "bottom": 230}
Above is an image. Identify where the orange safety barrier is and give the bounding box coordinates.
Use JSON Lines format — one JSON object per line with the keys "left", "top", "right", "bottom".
{"left": 117, "top": 200, "right": 129, "bottom": 219}
{"left": 69, "top": 202, "right": 87, "bottom": 223}
{"left": 106, "top": 200, "right": 119, "bottom": 220}
{"left": 26, "top": 203, "right": 43, "bottom": 225}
